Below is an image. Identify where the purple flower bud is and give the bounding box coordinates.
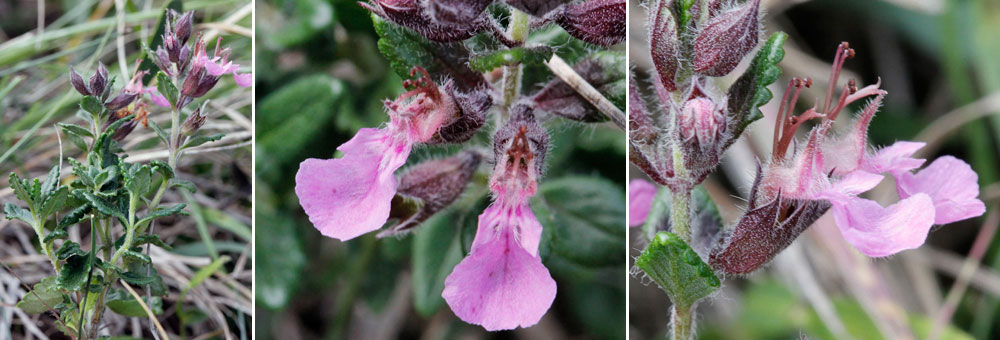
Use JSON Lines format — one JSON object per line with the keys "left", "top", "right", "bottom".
{"left": 708, "top": 164, "right": 830, "bottom": 274}
{"left": 692, "top": 0, "right": 761, "bottom": 76}
{"left": 648, "top": 0, "right": 679, "bottom": 92}
{"left": 69, "top": 66, "right": 91, "bottom": 95}
{"left": 377, "top": 150, "right": 483, "bottom": 237}
{"left": 181, "top": 103, "right": 207, "bottom": 136}
{"left": 554, "top": 0, "right": 625, "bottom": 46}
{"left": 105, "top": 92, "right": 138, "bottom": 111}
{"left": 360, "top": 0, "right": 494, "bottom": 43}
{"left": 504, "top": 0, "right": 568, "bottom": 17}
{"left": 181, "top": 67, "right": 205, "bottom": 98}
{"left": 178, "top": 45, "right": 191, "bottom": 71}
{"left": 192, "top": 75, "right": 221, "bottom": 98}
{"left": 89, "top": 63, "right": 109, "bottom": 97}
{"left": 112, "top": 119, "right": 138, "bottom": 142}
{"left": 678, "top": 97, "right": 724, "bottom": 151}
{"left": 426, "top": 83, "right": 490, "bottom": 144}
{"left": 425, "top": 0, "right": 493, "bottom": 26}
{"left": 532, "top": 52, "right": 622, "bottom": 122}
{"left": 175, "top": 11, "right": 194, "bottom": 45}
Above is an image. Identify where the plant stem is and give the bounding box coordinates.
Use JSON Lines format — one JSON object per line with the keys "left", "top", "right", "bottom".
{"left": 78, "top": 220, "right": 98, "bottom": 340}
{"left": 671, "top": 305, "right": 693, "bottom": 340}
{"left": 670, "top": 190, "right": 691, "bottom": 242}
{"left": 499, "top": 8, "right": 531, "bottom": 122}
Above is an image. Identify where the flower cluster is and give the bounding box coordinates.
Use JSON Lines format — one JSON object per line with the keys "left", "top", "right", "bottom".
{"left": 295, "top": 0, "right": 625, "bottom": 332}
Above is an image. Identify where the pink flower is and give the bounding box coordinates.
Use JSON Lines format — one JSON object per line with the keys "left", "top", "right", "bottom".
{"left": 294, "top": 67, "right": 458, "bottom": 241}
{"left": 757, "top": 42, "right": 985, "bottom": 257}
{"left": 443, "top": 106, "right": 556, "bottom": 331}
{"left": 629, "top": 178, "right": 656, "bottom": 227}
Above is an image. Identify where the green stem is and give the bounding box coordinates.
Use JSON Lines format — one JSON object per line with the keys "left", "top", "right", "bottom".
{"left": 109, "top": 194, "right": 138, "bottom": 266}
{"left": 78, "top": 219, "right": 98, "bottom": 340}
{"left": 499, "top": 8, "right": 530, "bottom": 121}
{"left": 670, "top": 190, "right": 691, "bottom": 242}
{"left": 671, "top": 305, "right": 693, "bottom": 340}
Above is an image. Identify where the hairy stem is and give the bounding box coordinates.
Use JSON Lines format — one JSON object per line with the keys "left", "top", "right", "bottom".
{"left": 499, "top": 8, "right": 531, "bottom": 122}
{"left": 671, "top": 305, "right": 693, "bottom": 340}
{"left": 670, "top": 190, "right": 691, "bottom": 242}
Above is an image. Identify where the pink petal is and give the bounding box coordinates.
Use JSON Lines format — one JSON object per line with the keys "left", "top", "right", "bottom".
{"left": 443, "top": 224, "right": 556, "bottom": 331}
{"left": 473, "top": 203, "right": 543, "bottom": 257}
{"left": 862, "top": 141, "right": 926, "bottom": 175}
{"left": 825, "top": 170, "right": 884, "bottom": 198}
{"left": 829, "top": 194, "right": 936, "bottom": 257}
{"left": 149, "top": 90, "right": 170, "bottom": 107}
{"left": 896, "top": 156, "right": 986, "bottom": 224}
{"left": 294, "top": 128, "right": 411, "bottom": 241}
{"left": 205, "top": 59, "right": 235, "bottom": 76}
{"left": 233, "top": 72, "right": 253, "bottom": 87}
{"left": 628, "top": 179, "right": 657, "bottom": 227}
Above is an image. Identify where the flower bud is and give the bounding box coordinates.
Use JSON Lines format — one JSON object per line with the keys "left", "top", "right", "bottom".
{"left": 361, "top": 0, "right": 492, "bottom": 43}
{"left": 692, "top": 0, "right": 760, "bottom": 76}
{"left": 181, "top": 67, "right": 204, "bottom": 98}
{"left": 112, "top": 119, "right": 138, "bottom": 142}
{"left": 648, "top": 0, "right": 679, "bottom": 91}
{"left": 678, "top": 97, "right": 724, "bottom": 151}
{"left": 175, "top": 11, "right": 194, "bottom": 45}
{"left": 69, "top": 66, "right": 91, "bottom": 96}
{"left": 182, "top": 103, "right": 207, "bottom": 135}
{"left": 532, "top": 52, "right": 623, "bottom": 122}
{"left": 426, "top": 83, "right": 490, "bottom": 144}
{"left": 554, "top": 0, "right": 625, "bottom": 46}
{"left": 377, "top": 149, "right": 483, "bottom": 237}
{"left": 505, "top": 0, "right": 568, "bottom": 17}
{"left": 426, "top": 0, "right": 492, "bottom": 26}
{"left": 105, "top": 92, "right": 138, "bottom": 111}
{"left": 89, "top": 63, "right": 109, "bottom": 98}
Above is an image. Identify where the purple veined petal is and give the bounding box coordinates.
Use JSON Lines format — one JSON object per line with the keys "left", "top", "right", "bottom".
{"left": 233, "top": 71, "right": 253, "bottom": 87}
{"left": 861, "top": 141, "right": 926, "bottom": 175}
{"left": 442, "top": 221, "right": 557, "bottom": 331}
{"left": 294, "top": 128, "right": 412, "bottom": 241}
{"left": 628, "top": 179, "right": 657, "bottom": 227}
{"left": 828, "top": 193, "right": 936, "bottom": 257}
{"left": 149, "top": 89, "right": 171, "bottom": 107}
{"left": 472, "top": 203, "right": 544, "bottom": 257}
{"left": 896, "top": 156, "right": 986, "bottom": 225}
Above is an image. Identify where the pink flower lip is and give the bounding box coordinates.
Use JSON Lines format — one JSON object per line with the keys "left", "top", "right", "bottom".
{"left": 629, "top": 179, "right": 657, "bottom": 227}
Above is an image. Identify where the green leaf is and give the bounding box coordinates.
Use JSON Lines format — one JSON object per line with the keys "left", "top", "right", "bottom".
{"left": 137, "top": 203, "right": 188, "bottom": 226}
{"left": 155, "top": 72, "right": 178, "bottom": 107}
{"left": 726, "top": 31, "right": 788, "bottom": 146}
{"left": 10, "top": 173, "right": 33, "bottom": 204}
{"left": 40, "top": 165, "right": 59, "bottom": 198}
{"left": 411, "top": 210, "right": 465, "bottom": 316}
{"left": 73, "top": 189, "right": 125, "bottom": 221}
{"left": 149, "top": 160, "right": 174, "bottom": 180}
{"left": 59, "top": 123, "right": 92, "bottom": 150}
{"left": 3, "top": 203, "right": 33, "bottom": 224}
{"left": 107, "top": 289, "right": 163, "bottom": 317}
{"left": 372, "top": 15, "right": 484, "bottom": 88}
{"left": 169, "top": 178, "right": 196, "bottom": 193}
{"left": 57, "top": 253, "right": 93, "bottom": 291}
{"left": 16, "top": 277, "right": 63, "bottom": 314}
{"left": 43, "top": 229, "right": 68, "bottom": 243}
{"left": 181, "top": 133, "right": 224, "bottom": 149}
{"left": 123, "top": 163, "right": 152, "bottom": 195}
{"left": 469, "top": 46, "right": 554, "bottom": 72}
{"left": 149, "top": 120, "right": 170, "bottom": 145}
{"left": 55, "top": 241, "right": 84, "bottom": 260}
{"left": 39, "top": 186, "right": 69, "bottom": 217}
{"left": 120, "top": 270, "right": 156, "bottom": 285}
{"left": 58, "top": 203, "right": 91, "bottom": 227}
{"left": 634, "top": 232, "right": 720, "bottom": 308}
{"left": 532, "top": 176, "right": 626, "bottom": 267}
{"left": 134, "top": 234, "right": 172, "bottom": 250}
{"left": 122, "top": 250, "right": 152, "bottom": 265}
{"left": 79, "top": 96, "right": 103, "bottom": 116}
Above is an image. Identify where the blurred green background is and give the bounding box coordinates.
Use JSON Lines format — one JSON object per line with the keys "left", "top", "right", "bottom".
{"left": 254, "top": 0, "right": 626, "bottom": 339}
{"left": 629, "top": 0, "right": 1000, "bottom": 339}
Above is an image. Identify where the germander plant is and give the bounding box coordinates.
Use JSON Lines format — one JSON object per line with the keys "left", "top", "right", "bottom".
{"left": 292, "top": 0, "right": 625, "bottom": 331}
{"left": 629, "top": 0, "right": 986, "bottom": 339}
{"left": 3, "top": 9, "right": 250, "bottom": 339}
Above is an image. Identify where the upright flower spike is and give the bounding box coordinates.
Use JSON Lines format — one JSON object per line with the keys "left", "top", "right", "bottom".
{"left": 707, "top": 43, "right": 986, "bottom": 273}
{"left": 443, "top": 104, "right": 556, "bottom": 331}
{"left": 295, "top": 67, "right": 466, "bottom": 241}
